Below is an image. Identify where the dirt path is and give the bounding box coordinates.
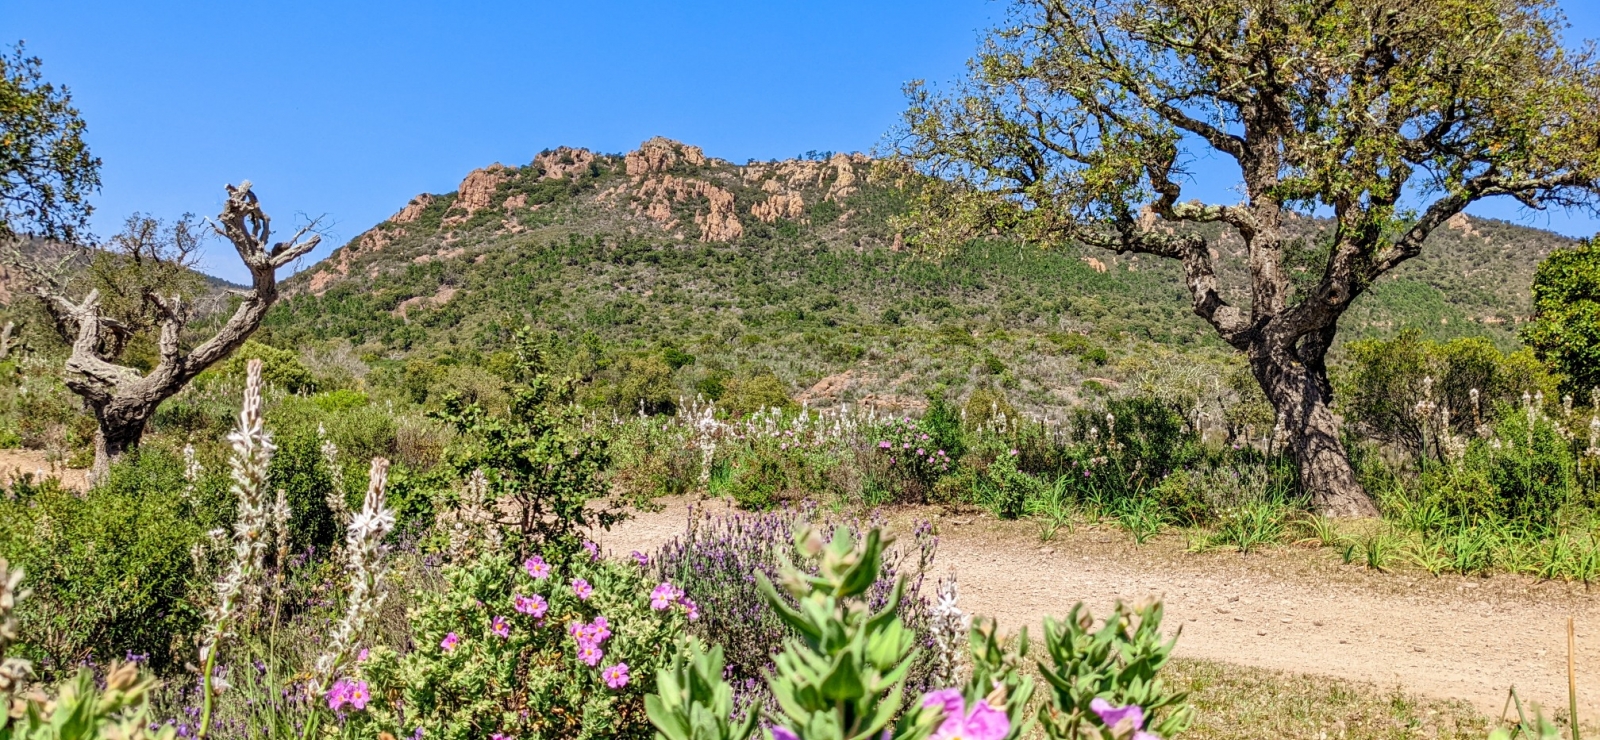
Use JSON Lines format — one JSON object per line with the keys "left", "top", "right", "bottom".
{"left": 0, "top": 448, "right": 87, "bottom": 490}
{"left": 599, "top": 497, "right": 1600, "bottom": 721}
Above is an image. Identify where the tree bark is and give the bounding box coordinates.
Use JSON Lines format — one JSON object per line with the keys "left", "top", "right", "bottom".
{"left": 1253, "top": 331, "right": 1380, "bottom": 518}
{"left": 90, "top": 402, "right": 148, "bottom": 482}
{"left": 14, "top": 182, "right": 318, "bottom": 483}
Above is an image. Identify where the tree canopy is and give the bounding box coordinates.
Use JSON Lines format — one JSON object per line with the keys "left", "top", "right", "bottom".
{"left": 0, "top": 42, "right": 99, "bottom": 243}
{"left": 894, "top": 0, "right": 1600, "bottom": 515}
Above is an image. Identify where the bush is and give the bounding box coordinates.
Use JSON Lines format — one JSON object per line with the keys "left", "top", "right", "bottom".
{"left": 266, "top": 432, "right": 341, "bottom": 557}
{"left": 719, "top": 371, "right": 792, "bottom": 419}
{"left": 211, "top": 340, "right": 317, "bottom": 394}
{"left": 1523, "top": 238, "right": 1600, "bottom": 394}
{"left": 0, "top": 449, "right": 226, "bottom": 675}
{"left": 651, "top": 510, "right": 938, "bottom": 712}
{"left": 349, "top": 552, "right": 689, "bottom": 740}
{"left": 433, "top": 337, "right": 618, "bottom": 564}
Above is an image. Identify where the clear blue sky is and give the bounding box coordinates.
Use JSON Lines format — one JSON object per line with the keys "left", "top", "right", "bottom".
{"left": 5, "top": 1, "right": 1600, "bottom": 283}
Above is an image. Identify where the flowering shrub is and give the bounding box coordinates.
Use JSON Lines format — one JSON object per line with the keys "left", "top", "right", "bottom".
{"left": 345, "top": 549, "right": 689, "bottom": 740}
{"left": 652, "top": 508, "right": 938, "bottom": 710}
{"left": 873, "top": 415, "right": 953, "bottom": 493}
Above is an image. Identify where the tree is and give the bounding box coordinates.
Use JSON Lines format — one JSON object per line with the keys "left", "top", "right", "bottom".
{"left": 894, "top": 0, "right": 1600, "bottom": 516}
{"left": 17, "top": 183, "right": 319, "bottom": 479}
{"left": 0, "top": 42, "right": 99, "bottom": 242}
{"left": 1522, "top": 238, "right": 1600, "bottom": 395}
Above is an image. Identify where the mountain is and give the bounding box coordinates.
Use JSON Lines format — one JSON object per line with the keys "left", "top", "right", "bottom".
{"left": 263, "top": 137, "right": 1571, "bottom": 415}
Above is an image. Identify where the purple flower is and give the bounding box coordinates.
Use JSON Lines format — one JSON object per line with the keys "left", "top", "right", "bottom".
{"left": 631, "top": 551, "right": 650, "bottom": 566}
{"left": 923, "top": 689, "right": 1010, "bottom": 740}
{"left": 602, "top": 662, "right": 630, "bottom": 689}
{"left": 491, "top": 616, "right": 510, "bottom": 638}
{"left": 513, "top": 593, "right": 548, "bottom": 617}
{"left": 678, "top": 595, "right": 700, "bottom": 621}
{"left": 1090, "top": 698, "right": 1146, "bottom": 733}
{"left": 577, "top": 640, "right": 603, "bottom": 666}
{"left": 572, "top": 578, "right": 593, "bottom": 600}
{"left": 524, "top": 556, "right": 551, "bottom": 580}
{"left": 582, "top": 540, "right": 600, "bottom": 560}
{"left": 356, "top": 648, "right": 369, "bottom": 663}
{"left": 490, "top": 734, "right": 511, "bottom": 740}
{"left": 651, "top": 582, "right": 681, "bottom": 610}
{"left": 327, "top": 680, "right": 352, "bottom": 711}
{"left": 346, "top": 681, "right": 370, "bottom": 711}
{"left": 768, "top": 727, "right": 800, "bottom": 740}
{"left": 440, "top": 632, "right": 460, "bottom": 652}
{"left": 878, "top": 440, "right": 891, "bottom": 449}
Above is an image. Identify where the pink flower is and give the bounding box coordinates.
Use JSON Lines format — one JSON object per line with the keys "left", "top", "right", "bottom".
{"left": 922, "top": 689, "right": 1009, "bottom": 740}
{"left": 356, "top": 648, "right": 369, "bottom": 662}
{"left": 327, "top": 680, "right": 352, "bottom": 711}
{"left": 491, "top": 616, "right": 509, "bottom": 638}
{"left": 576, "top": 640, "right": 603, "bottom": 666}
{"left": 513, "top": 593, "right": 548, "bottom": 617}
{"left": 582, "top": 540, "right": 600, "bottom": 561}
{"left": 768, "top": 728, "right": 799, "bottom": 740}
{"left": 878, "top": 440, "right": 891, "bottom": 449}
{"left": 572, "top": 578, "right": 593, "bottom": 600}
{"left": 1009, "top": 448, "right": 1018, "bottom": 456}
{"left": 631, "top": 551, "right": 650, "bottom": 566}
{"left": 1090, "top": 698, "right": 1145, "bottom": 734}
{"left": 491, "top": 734, "right": 511, "bottom": 740}
{"left": 602, "top": 662, "right": 630, "bottom": 689}
{"left": 678, "top": 595, "right": 700, "bottom": 621}
{"left": 590, "top": 616, "right": 611, "bottom": 641}
{"left": 345, "top": 681, "right": 370, "bottom": 711}
{"left": 917, "top": 448, "right": 926, "bottom": 456}
{"left": 524, "top": 556, "right": 551, "bottom": 580}
{"left": 650, "top": 582, "right": 681, "bottom": 610}
{"left": 440, "top": 632, "right": 460, "bottom": 652}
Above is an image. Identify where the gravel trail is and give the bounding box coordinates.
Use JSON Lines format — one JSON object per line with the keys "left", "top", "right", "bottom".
{"left": 599, "top": 496, "right": 1600, "bottom": 720}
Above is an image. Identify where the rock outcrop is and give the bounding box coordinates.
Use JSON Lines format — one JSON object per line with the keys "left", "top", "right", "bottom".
{"left": 533, "top": 146, "right": 596, "bottom": 180}
{"left": 391, "top": 194, "right": 435, "bottom": 224}
{"left": 444, "top": 164, "right": 512, "bottom": 225}
{"left": 631, "top": 174, "right": 743, "bottom": 242}
{"left": 751, "top": 192, "right": 806, "bottom": 223}
{"left": 625, "top": 137, "right": 706, "bottom": 177}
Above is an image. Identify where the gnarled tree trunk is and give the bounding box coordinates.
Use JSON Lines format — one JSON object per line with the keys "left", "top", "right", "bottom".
{"left": 17, "top": 182, "right": 319, "bottom": 482}
{"left": 1252, "top": 330, "right": 1379, "bottom": 518}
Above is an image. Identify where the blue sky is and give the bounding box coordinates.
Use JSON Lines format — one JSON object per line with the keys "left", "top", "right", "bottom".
{"left": 5, "top": 1, "right": 1600, "bottom": 282}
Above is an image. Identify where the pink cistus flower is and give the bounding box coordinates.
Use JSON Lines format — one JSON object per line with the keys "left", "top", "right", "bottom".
{"left": 1091, "top": 698, "right": 1158, "bottom": 739}
{"left": 328, "top": 679, "right": 371, "bottom": 711}
{"left": 440, "top": 632, "right": 460, "bottom": 652}
{"left": 650, "top": 582, "right": 681, "bottom": 610}
{"left": 601, "top": 662, "right": 630, "bottom": 689}
{"left": 768, "top": 726, "right": 800, "bottom": 740}
{"left": 922, "top": 689, "right": 1009, "bottom": 740}
{"left": 491, "top": 615, "right": 510, "bottom": 638}
{"left": 631, "top": 550, "right": 650, "bottom": 566}
{"left": 572, "top": 578, "right": 593, "bottom": 600}
{"left": 582, "top": 540, "right": 600, "bottom": 561}
{"left": 878, "top": 440, "right": 891, "bottom": 449}
{"left": 576, "top": 640, "right": 604, "bottom": 667}
{"left": 678, "top": 595, "right": 700, "bottom": 621}
{"left": 326, "top": 679, "right": 352, "bottom": 711}
{"left": 524, "top": 556, "right": 551, "bottom": 580}
{"left": 513, "top": 593, "right": 548, "bottom": 618}
{"left": 490, "top": 734, "right": 511, "bottom": 740}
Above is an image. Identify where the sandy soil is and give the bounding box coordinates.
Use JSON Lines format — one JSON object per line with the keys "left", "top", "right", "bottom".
{"left": 598, "top": 496, "right": 1600, "bottom": 721}
{"left": 0, "top": 448, "right": 87, "bottom": 490}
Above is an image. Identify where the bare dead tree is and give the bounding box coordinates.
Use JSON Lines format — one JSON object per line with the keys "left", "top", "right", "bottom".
{"left": 14, "top": 181, "right": 318, "bottom": 480}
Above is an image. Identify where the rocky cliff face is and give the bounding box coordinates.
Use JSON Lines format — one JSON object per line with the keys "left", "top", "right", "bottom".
{"left": 294, "top": 137, "right": 882, "bottom": 295}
